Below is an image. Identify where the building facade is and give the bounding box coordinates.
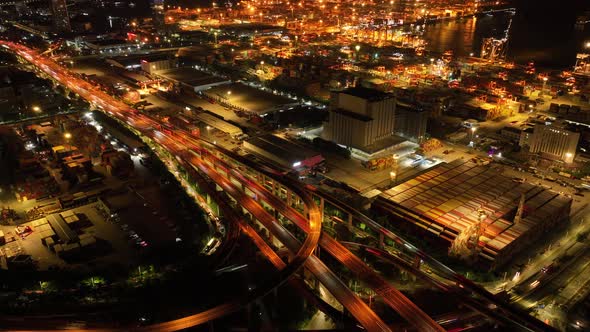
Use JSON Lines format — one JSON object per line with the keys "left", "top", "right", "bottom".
{"left": 323, "top": 87, "right": 396, "bottom": 151}
{"left": 50, "top": 0, "right": 71, "bottom": 33}
{"left": 529, "top": 122, "right": 580, "bottom": 163}
{"left": 394, "top": 102, "right": 428, "bottom": 143}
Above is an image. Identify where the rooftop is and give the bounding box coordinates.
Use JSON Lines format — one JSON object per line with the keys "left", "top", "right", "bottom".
{"left": 108, "top": 52, "right": 175, "bottom": 67}
{"left": 204, "top": 83, "right": 296, "bottom": 115}
{"left": 380, "top": 159, "right": 572, "bottom": 263}
{"left": 156, "top": 67, "right": 228, "bottom": 88}
{"left": 245, "top": 134, "right": 322, "bottom": 165}
{"left": 340, "top": 87, "right": 392, "bottom": 101}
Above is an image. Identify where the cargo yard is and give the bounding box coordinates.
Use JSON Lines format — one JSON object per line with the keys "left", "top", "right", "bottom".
{"left": 378, "top": 159, "right": 573, "bottom": 269}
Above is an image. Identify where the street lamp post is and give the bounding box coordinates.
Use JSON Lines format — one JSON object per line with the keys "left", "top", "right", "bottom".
{"left": 390, "top": 154, "right": 399, "bottom": 185}
{"left": 355, "top": 45, "right": 360, "bottom": 61}
{"left": 64, "top": 132, "right": 72, "bottom": 151}
{"left": 213, "top": 31, "right": 218, "bottom": 44}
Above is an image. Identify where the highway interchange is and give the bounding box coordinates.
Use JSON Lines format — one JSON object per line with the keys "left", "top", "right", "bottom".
{"left": 0, "top": 40, "right": 562, "bottom": 332}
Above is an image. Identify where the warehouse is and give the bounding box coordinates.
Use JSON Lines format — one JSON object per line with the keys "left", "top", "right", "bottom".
{"left": 378, "top": 159, "right": 572, "bottom": 269}
{"left": 243, "top": 134, "right": 324, "bottom": 173}
{"left": 154, "top": 67, "right": 230, "bottom": 92}
{"left": 193, "top": 112, "right": 243, "bottom": 138}
{"left": 202, "top": 83, "right": 298, "bottom": 116}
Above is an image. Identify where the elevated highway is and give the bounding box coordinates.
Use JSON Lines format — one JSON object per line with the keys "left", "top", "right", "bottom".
{"left": 0, "top": 41, "right": 393, "bottom": 332}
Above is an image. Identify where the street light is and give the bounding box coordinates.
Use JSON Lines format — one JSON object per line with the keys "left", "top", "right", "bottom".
{"left": 213, "top": 31, "right": 218, "bottom": 44}
{"left": 390, "top": 171, "right": 397, "bottom": 182}
{"left": 565, "top": 152, "right": 573, "bottom": 163}
{"left": 226, "top": 90, "right": 231, "bottom": 96}
{"left": 64, "top": 132, "right": 72, "bottom": 151}
{"left": 32, "top": 106, "right": 41, "bottom": 112}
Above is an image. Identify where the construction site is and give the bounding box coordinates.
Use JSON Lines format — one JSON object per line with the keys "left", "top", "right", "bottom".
{"left": 377, "top": 159, "right": 572, "bottom": 269}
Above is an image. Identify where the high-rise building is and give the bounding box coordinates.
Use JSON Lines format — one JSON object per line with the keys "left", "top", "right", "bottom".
{"left": 323, "top": 87, "right": 396, "bottom": 151}
{"left": 529, "top": 122, "right": 579, "bottom": 163}
{"left": 50, "top": 0, "right": 71, "bottom": 33}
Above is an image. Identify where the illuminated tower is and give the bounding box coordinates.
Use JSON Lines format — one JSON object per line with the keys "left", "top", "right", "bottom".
{"left": 50, "top": 0, "right": 71, "bottom": 33}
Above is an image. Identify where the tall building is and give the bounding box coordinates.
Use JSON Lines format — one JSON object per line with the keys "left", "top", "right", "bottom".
{"left": 394, "top": 101, "right": 428, "bottom": 143}
{"left": 323, "top": 87, "right": 396, "bottom": 152}
{"left": 529, "top": 122, "right": 579, "bottom": 163}
{"left": 50, "top": 0, "right": 71, "bottom": 33}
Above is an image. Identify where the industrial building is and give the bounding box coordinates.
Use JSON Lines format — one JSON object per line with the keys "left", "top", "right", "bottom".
{"left": 243, "top": 134, "right": 324, "bottom": 173}
{"left": 394, "top": 101, "right": 428, "bottom": 143}
{"left": 83, "top": 39, "right": 138, "bottom": 54}
{"left": 323, "top": 87, "right": 398, "bottom": 157}
{"left": 155, "top": 67, "right": 230, "bottom": 92}
{"left": 529, "top": 121, "right": 580, "bottom": 163}
{"left": 106, "top": 53, "right": 177, "bottom": 72}
{"left": 190, "top": 112, "right": 243, "bottom": 138}
{"left": 378, "top": 159, "right": 572, "bottom": 269}
{"left": 202, "top": 83, "right": 298, "bottom": 116}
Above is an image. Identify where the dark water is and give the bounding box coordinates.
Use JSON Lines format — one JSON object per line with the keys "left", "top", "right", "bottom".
{"left": 422, "top": 1, "right": 590, "bottom": 68}
{"left": 422, "top": 12, "right": 512, "bottom": 58}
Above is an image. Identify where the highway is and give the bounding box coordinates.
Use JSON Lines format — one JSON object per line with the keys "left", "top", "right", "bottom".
{"left": 181, "top": 152, "right": 391, "bottom": 331}
{"left": 3, "top": 39, "right": 550, "bottom": 332}
{"left": 0, "top": 41, "right": 391, "bottom": 331}
{"left": 188, "top": 141, "right": 443, "bottom": 331}
{"left": 342, "top": 242, "right": 534, "bottom": 331}
{"left": 179, "top": 161, "right": 361, "bottom": 330}
{"left": 372, "top": 194, "right": 558, "bottom": 332}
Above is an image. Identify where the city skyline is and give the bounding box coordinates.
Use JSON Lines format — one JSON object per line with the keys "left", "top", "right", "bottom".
{"left": 0, "top": 0, "right": 589, "bottom": 331}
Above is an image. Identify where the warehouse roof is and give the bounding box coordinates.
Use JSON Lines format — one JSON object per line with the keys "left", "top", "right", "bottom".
{"left": 156, "top": 67, "right": 229, "bottom": 88}
{"left": 194, "top": 112, "right": 242, "bottom": 137}
{"left": 380, "top": 159, "right": 571, "bottom": 262}
{"left": 46, "top": 214, "right": 78, "bottom": 244}
{"left": 244, "top": 134, "right": 322, "bottom": 167}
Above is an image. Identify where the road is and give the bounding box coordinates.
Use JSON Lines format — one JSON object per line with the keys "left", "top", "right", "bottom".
{"left": 0, "top": 41, "right": 393, "bottom": 332}
{"left": 4, "top": 39, "right": 548, "bottom": 332}
{"left": 194, "top": 141, "right": 443, "bottom": 331}
{"left": 316, "top": 186, "right": 558, "bottom": 332}
{"left": 502, "top": 203, "right": 590, "bottom": 293}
